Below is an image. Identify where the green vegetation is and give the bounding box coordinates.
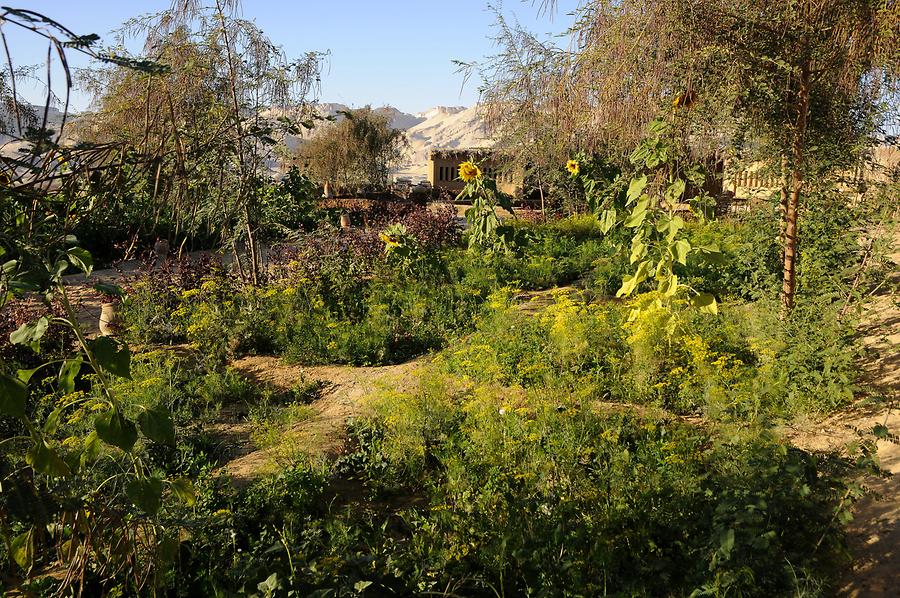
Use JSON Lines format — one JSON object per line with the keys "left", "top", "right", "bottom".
{"left": 297, "top": 107, "right": 410, "bottom": 193}
{"left": 1, "top": 1, "right": 897, "bottom": 596}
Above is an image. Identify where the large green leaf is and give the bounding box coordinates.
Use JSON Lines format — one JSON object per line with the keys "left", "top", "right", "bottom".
{"left": 630, "top": 236, "right": 646, "bottom": 264}
{"left": 82, "top": 430, "right": 101, "bottom": 464}
{"left": 626, "top": 175, "right": 647, "bottom": 205}
{"left": 137, "top": 405, "right": 175, "bottom": 446}
{"left": 126, "top": 476, "right": 164, "bottom": 515}
{"left": 10, "top": 528, "right": 35, "bottom": 571}
{"left": 87, "top": 337, "right": 131, "bottom": 379}
{"left": 664, "top": 179, "right": 686, "bottom": 205}
{"left": 93, "top": 282, "right": 124, "bottom": 297}
{"left": 43, "top": 406, "right": 63, "bottom": 436}
{"left": 0, "top": 373, "right": 27, "bottom": 419}
{"left": 66, "top": 246, "right": 93, "bottom": 276}
{"left": 674, "top": 239, "right": 692, "bottom": 265}
{"left": 599, "top": 208, "right": 617, "bottom": 234}
{"left": 26, "top": 441, "right": 72, "bottom": 477}
{"left": 616, "top": 261, "right": 650, "bottom": 297}
{"left": 58, "top": 358, "right": 83, "bottom": 394}
{"left": 658, "top": 273, "right": 679, "bottom": 297}
{"left": 693, "top": 293, "right": 719, "bottom": 315}
{"left": 623, "top": 201, "right": 648, "bottom": 228}
{"left": 95, "top": 409, "right": 138, "bottom": 451}
{"left": 169, "top": 477, "right": 197, "bottom": 507}
{"left": 10, "top": 316, "right": 49, "bottom": 349}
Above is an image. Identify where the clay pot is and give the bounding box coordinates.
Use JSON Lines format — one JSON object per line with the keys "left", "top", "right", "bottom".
{"left": 99, "top": 302, "right": 119, "bottom": 336}
{"left": 340, "top": 213, "right": 351, "bottom": 229}
{"left": 153, "top": 239, "right": 170, "bottom": 259}
{"left": 153, "top": 239, "right": 170, "bottom": 270}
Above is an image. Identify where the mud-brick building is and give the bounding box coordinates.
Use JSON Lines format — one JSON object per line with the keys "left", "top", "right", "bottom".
{"left": 428, "top": 148, "right": 524, "bottom": 197}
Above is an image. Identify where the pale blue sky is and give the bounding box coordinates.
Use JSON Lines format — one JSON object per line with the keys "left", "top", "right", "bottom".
{"left": 4, "top": 0, "right": 580, "bottom": 114}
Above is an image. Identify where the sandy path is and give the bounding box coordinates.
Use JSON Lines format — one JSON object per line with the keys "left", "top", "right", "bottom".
{"left": 787, "top": 225, "right": 898, "bottom": 596}
{"left": 217, "top": 355, "right": 424, "bottom": 484}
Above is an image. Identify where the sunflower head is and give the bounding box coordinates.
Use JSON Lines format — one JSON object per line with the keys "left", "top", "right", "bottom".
{"left": 458, "top": 160, "right": 482, "bottom": 183}
{"left": 672, "top": 91, "right": 695, "bottom": 111}
{"left": 566, "top": 159, "right": 580, "bottom": 176}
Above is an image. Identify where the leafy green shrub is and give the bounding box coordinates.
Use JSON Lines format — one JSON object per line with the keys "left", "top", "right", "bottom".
{"left": 343, "top": 378, "right": 854, "bottom": 596}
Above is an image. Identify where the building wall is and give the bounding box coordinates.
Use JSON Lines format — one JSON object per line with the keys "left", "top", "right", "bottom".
{"left": 723, "top": 148, "right": 899, "bottom": 202}
{"left": 428, "top": 152, "right": 523, "bottom": 197}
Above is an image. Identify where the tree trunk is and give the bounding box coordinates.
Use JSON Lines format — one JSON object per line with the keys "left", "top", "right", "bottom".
{"left": 779, "top": 153, "right": 789, "bottom": 244}
{"left": 781, "top": 63, "right": 811, "bottom": 313}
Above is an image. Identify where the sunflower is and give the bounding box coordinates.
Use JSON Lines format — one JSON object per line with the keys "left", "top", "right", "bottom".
{"left": 566, "top": 159, "right": 580, "bottom": 176}
{"left": 458, "top": 160, "right": 482, "bottom": 182}
{"left": 672, "top": 91, "right": 695, "bottom": 111}
{"left": 379, "top": 232, "right": 398, "bottom": 247}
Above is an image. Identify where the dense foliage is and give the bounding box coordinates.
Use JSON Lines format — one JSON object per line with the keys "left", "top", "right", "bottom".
{"left": 2, "top": 2, "right": 896, "bottom": 597}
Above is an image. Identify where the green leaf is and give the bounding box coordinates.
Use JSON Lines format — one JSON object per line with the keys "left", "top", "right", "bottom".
{"left": 599, "top": 208, "right": 617, "bottom": 234}
{"left": 664, "top": 179, "right": 686, "bottom": 205}
{"left": 138, "top": 405, "right": 175, "bottom": 446}
{"left": 719, "top": 528, "right": 735, "bottom": 558}
{"left": 674, "top": 239, "right": 691, "bottom": 265}
{"left": 0, "top": 373, "right": 27, "bottom": 419}
{"left": 873, "top": 424, "right": 890, "bottom": 440}
{"left": 27, "top": 440, "right": 72, "bottom": 477}
{"left": 126, "top": 476, "right": 164, "bottom": 515}
{"left": 93, "top": 282, "right": 124, "bottom": 297}
{"left": 87, "top": 337, "right": 131, "bottom": 379}
{"left": 616, "top": 261, "right": 650, "bottom": 298}
{"left": 658, "top": 273, "right": 679, "bottom": 297}
{"left": 665, "top": 215, "right": 685, "bottom": 242}
{"left": 630, "top": 236, "right": 646, "bottom": 264}
{"left": 626, "top": 175, "right": 647, "bottom": 205}
{"left": 66, "top": 247, "right": 93, "bottom": 276}
{"left": 17, "top": 366, "right": 42, "bottom": 383}
{"left": 10, "top": 316, "right": 49, "bottom": 349}
{"left": 58, "top": 359, "right": 83, "bottom": 394}
{"left": 10, "top": 528, "right": 35, "bottom": 571}
{"left": 693, "top": 293, "right": 719, "bottom": 315}
{"left": 43, "top": 406, "right": 63, "bottom": 436}
{"left": 82, "top": 431, "right": 101, "bottom": 464}
{"left": 50, "top": 259, "right": 69, "bottom": 282}
{"left": 623, "top": 202, "right": 648, "bottom": 228}
{"left": 169, "top": 477, "right": 196, "bottom": 507}
{"left": 95, "top": 409, "right": 138, "bottom": 452}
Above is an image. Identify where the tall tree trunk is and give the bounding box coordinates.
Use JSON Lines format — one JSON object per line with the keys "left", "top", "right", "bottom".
{"left": 781, "top": 63, "right": 811, "bottom": 313}
{"left": 778, "top": 153, "right": 789, "bottom": 244}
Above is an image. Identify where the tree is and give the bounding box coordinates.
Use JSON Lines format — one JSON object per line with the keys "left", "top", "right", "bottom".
{"left": 81, "top": 0, "right": 326, "bottom": 282}
{"left": 458, "top": 10, "right": 576, "bottom": 216}
{"left": 297, "top": 106, "right": 408, "bottom": 193}
{"left": 481, "top": 0, "right": 899, "bottom": 311}
{"left": 1, "top": 8, "right": 195, "bottom": 592}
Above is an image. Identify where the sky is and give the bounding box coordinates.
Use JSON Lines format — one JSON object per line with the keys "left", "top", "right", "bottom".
{"left": 3, "top": 0, "right": 581, "bottom": 115}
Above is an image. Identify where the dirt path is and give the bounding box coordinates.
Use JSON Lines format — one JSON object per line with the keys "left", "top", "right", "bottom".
{"left": 788, "top": 225, "right": 898, "bottom": 596}
{"left": 216, "top": 356, "right": 424, "bottom": 484}
{"left": 837, "top": 230, "right": 899, "bottom": 597}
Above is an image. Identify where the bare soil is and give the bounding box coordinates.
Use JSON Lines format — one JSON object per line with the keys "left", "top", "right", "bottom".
{"left": 217, "top": 355, "right": 424, "bottom": 485}
{"left": 787, "top": 227, "right": 899, "bottom": 597}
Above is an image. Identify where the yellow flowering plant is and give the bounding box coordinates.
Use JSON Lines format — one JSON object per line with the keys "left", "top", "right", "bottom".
{"left": 570, "top": 119, "right": 723, "bottom": 320}
{"left": 458, "top": 160, "right": 482, "bottom": 182}
{"left": 565, "top": 151, "right": 622, "bottom": 216}
{"left": 455, "top": 158, "right": 515, "bottom": 251}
